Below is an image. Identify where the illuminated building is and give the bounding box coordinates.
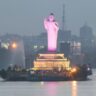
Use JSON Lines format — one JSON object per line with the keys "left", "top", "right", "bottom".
{"left": 71, "top": 41, "right": 81, "bottom": 55}
{"left": 33, "top": 53, "right": 70, "bottom": 70}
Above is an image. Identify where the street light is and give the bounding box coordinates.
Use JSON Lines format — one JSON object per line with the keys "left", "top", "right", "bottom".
{"left": 11, "top": 42, "right": 17, "bottom": 49}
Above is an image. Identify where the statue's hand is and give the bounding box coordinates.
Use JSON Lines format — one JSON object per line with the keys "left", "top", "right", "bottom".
{"left": 54, "top": 22, "right": 59, "bottom": 31}
{"left": 55, "top": 22, "right": 58, "bottom": 27}
{"left": 44, "top": 18, "right": 48, "bottom": 30}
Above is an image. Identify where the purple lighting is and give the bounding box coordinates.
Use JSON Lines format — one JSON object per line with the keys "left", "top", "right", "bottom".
{"left": 44, "top": 13, "right": 59, "bottom": 52}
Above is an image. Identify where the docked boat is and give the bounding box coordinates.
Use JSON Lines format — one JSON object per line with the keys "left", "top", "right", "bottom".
{"left": 0, "top": 64, "right": 92, "bottom": 81}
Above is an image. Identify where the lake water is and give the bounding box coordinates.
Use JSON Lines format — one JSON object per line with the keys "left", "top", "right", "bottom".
{"left": 0, "top": 70, "right": 96, "bottom": 96}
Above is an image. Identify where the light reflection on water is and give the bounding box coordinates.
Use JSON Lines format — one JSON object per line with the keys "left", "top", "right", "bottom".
{"left": 46, "top": 82, "right": 57, "bottom": 96}
{"left": 71, "top": 81, "right": 77, "bottom": 96}
{"left": 43, "top": 81, "right": 78, "bottom": 96}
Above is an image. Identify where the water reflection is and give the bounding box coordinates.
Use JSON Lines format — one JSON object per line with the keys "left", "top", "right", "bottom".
{"left": 71, "top": 81, "right": 78, "bottom": 96}
{"left": 42, "top": 81, "right": 78, "bottom": 96}
{"left": 46, "top": 82, "right": 57, "bottom": 96}
{"left": 41, "top": 81, "right": 44, "bottom": 85}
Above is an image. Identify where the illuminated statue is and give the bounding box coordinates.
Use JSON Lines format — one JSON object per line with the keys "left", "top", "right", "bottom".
{"left": 44, "top": 13, "right": 59, "bottom": 52}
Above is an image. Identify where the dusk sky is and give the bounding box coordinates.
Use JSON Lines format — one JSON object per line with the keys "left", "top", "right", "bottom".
{"left": 0, "top": 0, "right": 96, "bottom": 36}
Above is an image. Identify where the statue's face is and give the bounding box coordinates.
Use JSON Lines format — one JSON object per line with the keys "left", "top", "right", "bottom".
{"left": 49, "top": 15, "right": 55, "bottom": 22}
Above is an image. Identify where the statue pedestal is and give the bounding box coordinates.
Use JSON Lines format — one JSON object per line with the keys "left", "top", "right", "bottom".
{"left": 33, "top": 53, "right": 70, "bottom": 71}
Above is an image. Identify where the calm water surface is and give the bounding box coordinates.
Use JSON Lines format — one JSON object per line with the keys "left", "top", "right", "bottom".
{"left": 0, "top": 70, "right": 96, "bottom": 96}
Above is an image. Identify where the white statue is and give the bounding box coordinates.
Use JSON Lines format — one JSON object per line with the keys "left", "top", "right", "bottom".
{"left": 44, "top": 13, "right": 59, "bottom": 52}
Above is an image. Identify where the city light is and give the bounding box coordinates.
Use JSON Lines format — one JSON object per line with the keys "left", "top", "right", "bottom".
{"left": 1, "top": 43, "right": 9, "bottom": 49}
{"left": 11, "top": 42, "right": 17, "bottom": 49}
{"left": 71, "top": 67, "right": 77, "bottom": 73}
{"left": 33, "top": 45, "right": 38, "bottom": 49}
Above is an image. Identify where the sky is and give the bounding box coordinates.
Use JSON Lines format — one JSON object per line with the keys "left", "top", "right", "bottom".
{"left": 0, "top": 0, "right": 96, "bottom": 36}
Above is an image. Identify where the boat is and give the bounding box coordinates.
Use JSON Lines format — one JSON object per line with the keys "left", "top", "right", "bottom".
{"left": 0, "top": 64, "right": 92, "bottom": 81}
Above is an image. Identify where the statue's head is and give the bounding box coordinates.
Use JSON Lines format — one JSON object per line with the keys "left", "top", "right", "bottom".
{"left": 48, "top": 13, "right": 55, "bottom": 22}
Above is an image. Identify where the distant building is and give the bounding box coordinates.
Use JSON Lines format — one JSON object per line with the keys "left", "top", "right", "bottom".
{"left": 0, "top": 34, "right": 25, "bottom": 69}
{"left": 80, "top": 23, "right": 93, "bottom": 52}
{"left": 23, "top": 32, "right": 47, "bottom": 68}
{"left": 71, "top": 41, "right": 81, "bottom": 55}
{"left": 38, "top": 32, "right": 47, "bottom": 46}
{"left": 58, "top": 30, "right": 72, "bottom": 42}
{"left": 59, "top": 42, "right": 70, "bottom": 57}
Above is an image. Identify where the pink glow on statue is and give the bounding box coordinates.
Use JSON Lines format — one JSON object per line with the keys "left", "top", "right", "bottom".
{"left": 44, "top": 13, "right": 59, "bottom": 52}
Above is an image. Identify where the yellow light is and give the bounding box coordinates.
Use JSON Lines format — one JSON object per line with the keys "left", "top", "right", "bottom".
{"left": 12, "top": 42, "right": 17, "bottom": 49}
{"left": 71, "top": 68, "right": 77, "bottom": 73}
{"left": 71, "top": 81, "right": 77, "bottom": 96}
